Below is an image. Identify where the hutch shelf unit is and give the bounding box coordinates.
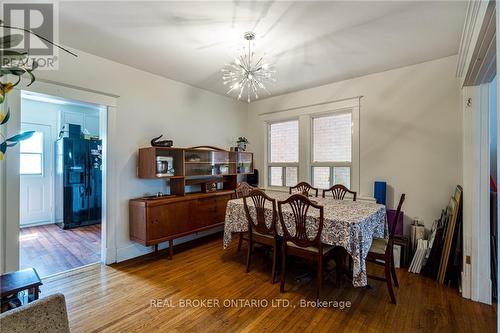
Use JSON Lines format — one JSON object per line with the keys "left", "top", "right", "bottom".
{"left": 130, "top": 146, "right": 253, "bottom": 259}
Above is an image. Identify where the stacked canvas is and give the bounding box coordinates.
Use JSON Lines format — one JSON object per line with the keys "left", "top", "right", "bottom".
{"left": 409, "top": 239, "right": 429, "bottom": 273}
{"left": 421, "top": 185, "right": 463, "bottom": 286}
{"left": 410, "top": 223, "right": 425, "bottom": 253}
{"left": 393, "top": 244, "right": 401, "bottom": 268}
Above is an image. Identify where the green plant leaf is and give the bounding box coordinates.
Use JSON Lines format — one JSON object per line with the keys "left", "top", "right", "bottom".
{"left": 24, "top": 69, "right": 36, "bottom": 86}
{"left": 1, "top": 141, "right": 6, "bottom": 154}
{"left": 1, "top": 50, "right": 28, "bottom": 58}
{"left": 0, "top": 34, "right": 24, "bottom": 49}
{"left": 5, "top": 130, "right": 35, "bottom": 142}
{"left": 0, "top": 67, "right": 28, "bottom": 76}
{"left": 0, "top": 64, "right": 37, "bottom": 86}
{"left": 0, "top": 109, "right": 10, "bottom": 125}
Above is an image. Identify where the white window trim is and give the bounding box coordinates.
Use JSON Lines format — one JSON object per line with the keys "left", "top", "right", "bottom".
{"left": 310, "top": 110, "right": 353, "bottom": 190}
{"left": 19, "top": 130, "right": 44, "bottom": 176}
{"left": 261, "top": 97, "right": 360, "bottom": 193}
{"left": 266, "top": 119, "right": 300, "bottom": 189}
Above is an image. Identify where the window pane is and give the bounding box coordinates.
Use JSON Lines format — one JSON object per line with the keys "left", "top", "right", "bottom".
{"left": 312, "top": 167, "right": 330, "bottom": 189}
{"left": 269, "top": 120, "right": 298, "bottom": 163}
{"left": 333, "top": 167, "right": 350, "bottom": 189}
{"left": 20, "top": 131, "right": 43, "bottom": 154}
{"left": 269, "top": 167, "right": 283, "bottom": 186}
{"left": 20, "top": 154, "right": 42, "bottom": 174}
{"left": 285, "top": 167, "right": 298, "bottom": 187}
{"left": 313, "top": 113, "right": 351, "bottom": 162}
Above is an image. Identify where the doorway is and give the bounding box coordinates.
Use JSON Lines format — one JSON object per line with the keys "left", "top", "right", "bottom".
{"left": 18, "top": 91, "right": 105, "bottom": 278}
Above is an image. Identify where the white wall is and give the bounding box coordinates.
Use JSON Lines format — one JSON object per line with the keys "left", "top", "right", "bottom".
{"left": 247, "top": 55, "right": 462, "bottom": 230}
{"left": 26, "top": 48, "right": 247, "bottom": 261}
{"left": 4, "top": 48, "right": 461, "bottom": 265}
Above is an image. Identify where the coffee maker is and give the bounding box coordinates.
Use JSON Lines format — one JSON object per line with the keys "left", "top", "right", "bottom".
{"left": 156, "top": 156, "right": 174, "bottom": 177}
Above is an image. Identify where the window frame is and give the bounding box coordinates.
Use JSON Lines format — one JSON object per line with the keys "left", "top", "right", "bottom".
{"left": 19, "top": 131, "right": 44, "bottom": 176}
{"left": 310, "top": 110, "right": 353, "bottom": 190}
{"left": 266, "top": 119, "right": 299, "bottom": 188}
{"left": 262, "top": 98, "right": 360, "bottom": 193}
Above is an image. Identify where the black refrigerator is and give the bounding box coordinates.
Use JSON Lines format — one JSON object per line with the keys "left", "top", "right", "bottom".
{"left": 55, "top": 137, "right": 102, "bottom": 229}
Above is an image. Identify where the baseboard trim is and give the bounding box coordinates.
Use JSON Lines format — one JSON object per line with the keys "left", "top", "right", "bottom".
{"left": 104, "top": 247, "right": 117, "bottom": 265}
{"left": 116, "top": 226, "right": 223, "bottom": 263}
{"left": 20, "top": 220, "right": 55, "bottom": 228}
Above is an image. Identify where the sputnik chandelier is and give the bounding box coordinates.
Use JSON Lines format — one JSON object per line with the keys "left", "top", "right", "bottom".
{"left": 221, "top": 31, "right": 275, "bottom": 103}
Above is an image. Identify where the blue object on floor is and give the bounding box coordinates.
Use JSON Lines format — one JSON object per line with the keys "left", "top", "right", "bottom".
{"left": 374, "top": 181, "right": 386, "bottom": 205}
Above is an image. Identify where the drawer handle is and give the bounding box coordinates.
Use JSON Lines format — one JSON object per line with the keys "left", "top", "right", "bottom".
{"left": 152, "top": 219, "right": 159, "bottom": 224}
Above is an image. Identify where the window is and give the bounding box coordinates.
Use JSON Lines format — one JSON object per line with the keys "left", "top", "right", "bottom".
{"left": 311, "top": 112, "right": 352, "bottom": 189}
{"left": 20, "top": 131, "right": 43, "bottom": 175}
{"left": 263, "top": 99, "right": 359, "bottom": 191}
{"left": 268, "top": 120, "right": 299, "bottom": 187}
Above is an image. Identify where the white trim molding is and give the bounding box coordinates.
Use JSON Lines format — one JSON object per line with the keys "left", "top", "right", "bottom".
{"left": 457, "top": 0, "right": 496, "bottom": 305}
{"left": 0, "top": 80, "right": 119, "bottom": 274}
{"left": 3, "top": 89, "right": 22, "bottom": 273}
{"left": 456, "top": 0, "right": 496, "bottom": 86}
{"left": 456, "top": 1, "right": 484, "bottom": 78}
{"left": 461, "top": 84, "right": 492, "bottom": 305}
{"left": 260, "top": 97, "right": 361, "bottom": 193}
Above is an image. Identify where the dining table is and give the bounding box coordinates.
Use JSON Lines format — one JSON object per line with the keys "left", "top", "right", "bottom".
{"left": 223, "top": 190, "right": 387, "bottom": 287}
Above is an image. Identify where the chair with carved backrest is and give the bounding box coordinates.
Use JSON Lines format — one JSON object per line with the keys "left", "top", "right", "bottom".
{"left": 243, "top": 189, "right": 279, "bottom": 283}
{"left": 367, "top": 193, "right": 405, "bottom": 304}
{"left": 277, "top": 194, "right": 335, "bottom": 299}
{"left": 322, "top": 184, "right": 357, "bottom": 201}
{"left": 235, "top": 182, "right": 255, "bottom": 199}
{"left": 289, "top": 182, "right": 319, "bottom": 197}
{"left": 235, "top": 182, "right": 257, "bottom": 251}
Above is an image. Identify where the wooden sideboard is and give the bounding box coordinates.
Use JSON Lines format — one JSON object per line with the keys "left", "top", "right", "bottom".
{"left": 130, "top": 146, "right": 253, "bottom": 259}
{"left": 129, "top": 190, "right": 233, "bottom": 259}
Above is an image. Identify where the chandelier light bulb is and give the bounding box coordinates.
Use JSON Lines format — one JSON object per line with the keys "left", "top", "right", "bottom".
{"left": 221, "top": 31, "right": 275, "bottom": 103}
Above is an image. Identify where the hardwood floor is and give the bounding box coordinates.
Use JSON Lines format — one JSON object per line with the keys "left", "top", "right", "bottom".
{"left": 41, "top": 235, "right": 496, "bottom": 333}
{"left": 20, "top": 224, "right": 101, "bottom": 278}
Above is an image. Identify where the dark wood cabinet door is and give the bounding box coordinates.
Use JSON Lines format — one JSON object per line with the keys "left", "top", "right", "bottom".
{"left": 215, "top": 195, "right": 230, "bottom": 223}
{"left": 191, "top": 197, "right": 217, "bottom": 228}
{"left": 131, "top": 191, "right": 234, "bottom": 246}
{"left": 147, "top": 201, "right": 191, "bottom": 241}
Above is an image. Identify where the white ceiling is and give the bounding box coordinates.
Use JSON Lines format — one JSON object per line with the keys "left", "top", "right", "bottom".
{"left": 59, "top": 1, "right": 467, "bottom": 99}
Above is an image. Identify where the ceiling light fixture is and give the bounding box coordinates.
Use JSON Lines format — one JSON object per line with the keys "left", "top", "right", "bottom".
{"left": 221, "top": 32, "right": 275, "bottom": 103}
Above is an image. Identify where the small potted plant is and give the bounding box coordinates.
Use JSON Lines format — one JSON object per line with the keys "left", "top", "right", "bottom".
{"left": 236, "top": 137, "right": 249, "bottom": 151}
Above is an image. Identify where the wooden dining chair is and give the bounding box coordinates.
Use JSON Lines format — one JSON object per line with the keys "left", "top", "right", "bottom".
{"left": 235, "top": 182, "right": 256, "bottom": 252}
{"left": 289, "top": 182, "right": 319, "bottom": 197}
{"left": 235, "top": 181, "right": 255, "bottom": 199}
{"left": 243, "top": 189, "right": 279, "bottom": 283}
{"left": 366, "top": 193, "right": 405, "bottom": 304}
{"left": 277, "top": 194, "right": 335, "bottom": 299}
{"left": 322, "top": 184, "right": 357, "bottom": 201}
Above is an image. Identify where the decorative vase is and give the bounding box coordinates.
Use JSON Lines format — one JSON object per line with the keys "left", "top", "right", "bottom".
{"left": 237, "top": 142, "right": 247, "bottom": 151}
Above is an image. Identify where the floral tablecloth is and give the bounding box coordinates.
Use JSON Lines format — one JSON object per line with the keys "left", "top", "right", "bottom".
{"left": 223, "top": 191, "right": 386, "bottom": 287}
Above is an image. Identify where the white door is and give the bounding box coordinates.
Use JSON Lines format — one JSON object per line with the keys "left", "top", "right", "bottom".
{"left": 19, "top": 123, "right": 53, "bottom": 226}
